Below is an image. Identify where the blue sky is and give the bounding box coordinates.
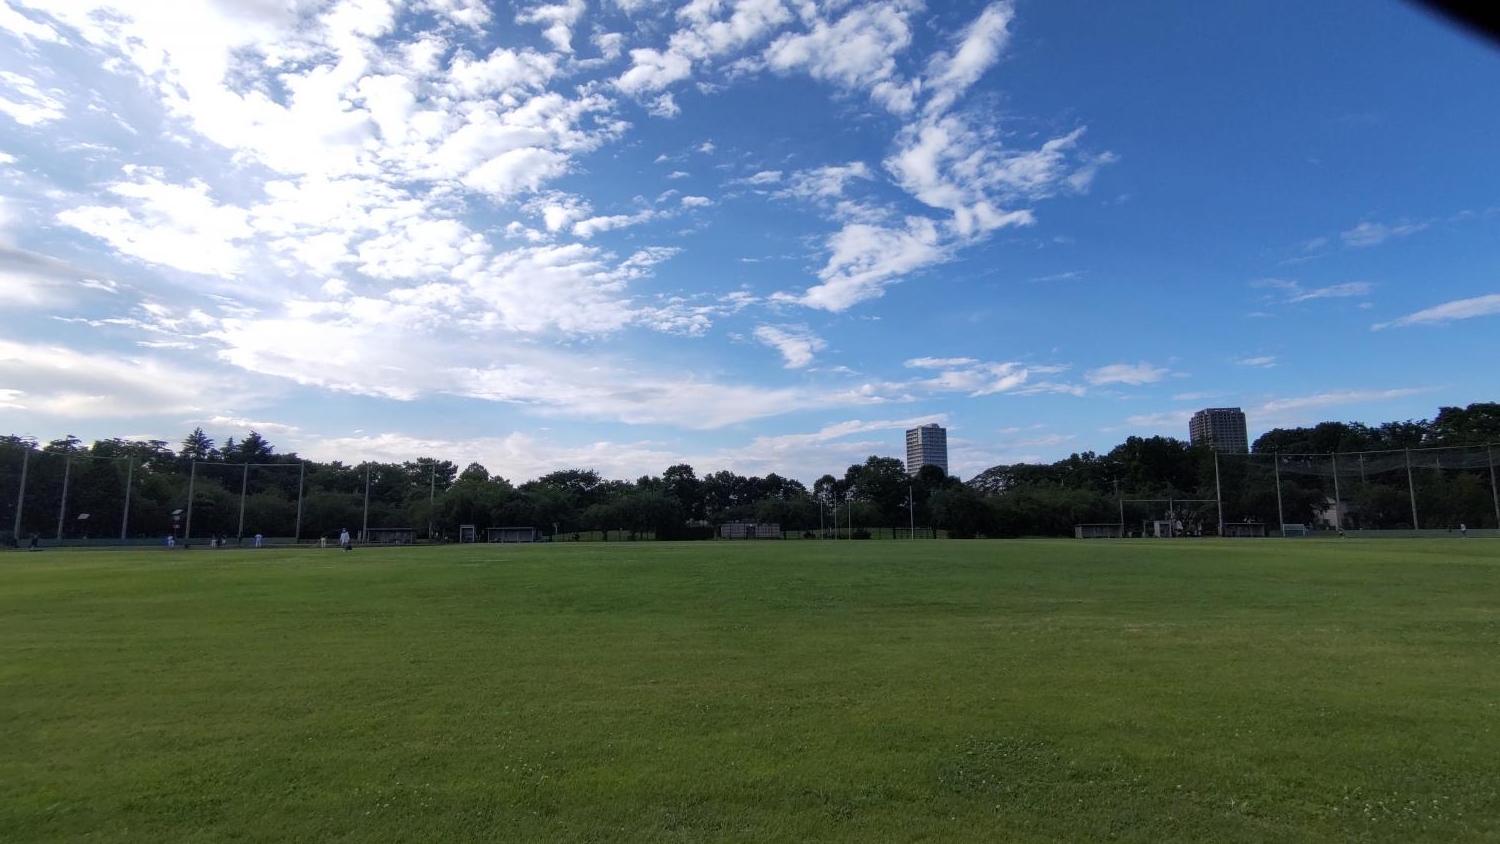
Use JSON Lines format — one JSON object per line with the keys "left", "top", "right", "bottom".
{"left": 1, "top": 0, "right": 1496, "bottom": 483}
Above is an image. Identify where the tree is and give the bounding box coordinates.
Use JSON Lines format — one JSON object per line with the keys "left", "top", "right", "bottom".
{"left": 662, "top": 463, "right": 704, "bottom": 519}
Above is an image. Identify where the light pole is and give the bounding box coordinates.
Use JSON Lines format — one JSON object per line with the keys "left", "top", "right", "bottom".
{"left": 846, "top": 490, "right": 855, "bottom": 539}
{"left": 907, "top": 478, "right": 915, "bottom": 539}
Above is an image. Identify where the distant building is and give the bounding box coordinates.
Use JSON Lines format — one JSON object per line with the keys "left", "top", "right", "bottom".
{"left": 1189, "top": 407, "right": 1249, "bottom": 453}
{"left": 905, "top": 423, "right": 949, "bottom": 476}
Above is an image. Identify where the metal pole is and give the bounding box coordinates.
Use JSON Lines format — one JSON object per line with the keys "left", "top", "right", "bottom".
{"left": 361, "top": 464, "right": 371, "bottom": 542}
{"left": 428, "top": 464, "right": 436, "bottom": 541}
{"left": 1405, "top": 448, "right": 1419, "bottom": 530}
{"left": 295, "top": 461, "right": 305, "bottom": 544}
{"left": 1490, "top": 445, "right": 1499, "bottom": 530}
{"left": 56, "top": 456, "right": 71, "bottom": 542}
{"left": 1116, "top": 478, "right": 1124, "bottom": 537}
{"left": 1330, "top": 453, "right": 1341, "bottom": 531}
{"left": 237, "top": 462, "right": 249, "bottom": 541}
{"left": 185, "top": 460, "right": 196, "bottom": 540}
{"left": 819, "top": 495, "right": 824, "bottom": 538}
{"left": 1273, "top": 453, "right": 1286, "bottom": 537}
{"left": 121, "top": 459, "right": 134, "bottom": 539}
{"left": 1213, "top": 452, "right": 1224, "bottom": 537}
{"left": 12, "top": 447, "right": 28, "bottom": 539}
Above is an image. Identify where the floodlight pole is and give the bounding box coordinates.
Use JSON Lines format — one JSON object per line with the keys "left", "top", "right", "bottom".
{"left": 55, "top": 456, "right": 72, "bottom": 542}
{"left": 1115, "top": 478, "right": 1123, "bottom": 537}
{"left": 1490, "top": 445, "right": 1499, "bottom": 530}
{"left": 12, "top": 447, "right": 28, "bottom": 539}
{"left": 907, "top": 479, "right": 914, "bottom": 539}
{"left": 294, "top": 461, "right": 305, "bottom": 544}
{"left": 1273, "top": 453, "right": 1286, "bottom": 538}
{"left": 428, "top": 464, "right": 436, "bottom": 541}
{"left": 237, "top": 462, "right": 249, "bottom": 541}
{"left": 121, "top": 459, "right": 134, "bottom": 540}
{"left": 185, "top": 460, "right": 196, "bottom": 540}
{"left": 1213, "top": 453, "right": 1223, "bottom": 537}
{"left": 361, "top": 463, "right": 371, "bottom": 543}
{"left": 1330, "top": 453, "right": 1341, "bottom": 531}
{"left": 1405, "top": 448, "right": 1419, "bottom": 530}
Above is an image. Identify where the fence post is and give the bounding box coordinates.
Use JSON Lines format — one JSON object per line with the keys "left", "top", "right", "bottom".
{"left": 56, "top": 456, "right": 71, "bottom": 542}
{"left": 12, "top": 448, "right": 27, "bottom": 539}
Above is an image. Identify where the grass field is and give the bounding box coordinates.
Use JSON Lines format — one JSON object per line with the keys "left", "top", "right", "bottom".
{"left": 3, "top": 539, "right": 1498, "bottom": 842}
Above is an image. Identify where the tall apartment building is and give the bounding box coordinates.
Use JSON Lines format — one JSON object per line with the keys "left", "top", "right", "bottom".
{"left": 1189, "top": 407, "right": 1249, "bottom": 453}
{"left": 905, "top": 423, "right": 949, "bottom": 476}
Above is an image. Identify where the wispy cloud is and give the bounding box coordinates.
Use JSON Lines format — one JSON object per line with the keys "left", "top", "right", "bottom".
{"left": 1085, "top": 362, "right": 1168, "bottom": 386}
{"left": 753, "top": 324, "right": 826, "bottom": 369}
{"left": 1372, "top": 293, "right": 1500, "bottom": 330}
{"left": 1256, "top": 278, "right": 1373, "bottom": 303}
{"left": 1341, "top": 220, "right": 1428, "bottom": 248}
{"left": 1235, "top": 356, "right": 1276, "bottom": 368}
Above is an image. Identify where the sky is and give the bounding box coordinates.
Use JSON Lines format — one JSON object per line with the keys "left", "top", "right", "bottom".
{"left": 0, "top": 0, "right": 1497, "bottom": 484}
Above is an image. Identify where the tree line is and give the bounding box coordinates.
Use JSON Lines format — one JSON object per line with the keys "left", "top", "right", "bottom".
{"left": 2, "top": 402, "right": 1496, "bottom": 543}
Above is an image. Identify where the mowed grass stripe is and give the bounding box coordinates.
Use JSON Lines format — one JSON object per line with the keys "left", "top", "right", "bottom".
{"left": 2, "top": 540, "right": 1497, "bottom": 842}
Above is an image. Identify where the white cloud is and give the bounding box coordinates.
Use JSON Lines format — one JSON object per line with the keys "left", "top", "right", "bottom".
{"left": 516, "top": 0, "right": 586, "bottom": 54}
{"left": 0, "top": 3, "right": 63, "bottom": 42}
{"left": 1341, "top": 220, "right": 1428, "bottom": 248}
{"left": 754, "top": 324, "right": 826, "bottom": 369}
{"left": 56, "top": 172, "right": 253, "bottom": 277}
{"left": 921, "top": 1, "right": 1014, "bottom": 117}
{"left": 1236, "top": 356, "right": 1276, "bottom": 368}
{"left": 0, "top": 339, "right": 229, "bottom": 418}
{"left": 905, "top": 357, "right": 978, "bottom": 369}
{"left": 1372, "top": 293, "right": 1500, "bottom": 330}
{"left": 1085, "top": 362, "right": 1169, "bottom": 386}
{"left": 786, "top": 217, "right": 946, "bottom": 311}
{"left": 0, "top": 70, "right": 66, "bottom": 126}
{"left": 1287, "top": 281, "right": 1372, "bottom": 302}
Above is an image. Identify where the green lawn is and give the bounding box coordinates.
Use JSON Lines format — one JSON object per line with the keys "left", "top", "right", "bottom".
{"left": 2, "top": 539, "right": 1498, "bottom": 842}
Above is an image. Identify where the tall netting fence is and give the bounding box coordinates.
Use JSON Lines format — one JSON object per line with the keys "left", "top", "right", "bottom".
{"left": 1217, "top": 445, "right": 1500, "bottom": 533}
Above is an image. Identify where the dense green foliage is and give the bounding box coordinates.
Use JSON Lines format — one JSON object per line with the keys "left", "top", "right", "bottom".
{"left": 2, "top": 403, "right": 1497, "bottom": 541}
{"left": 3, "top": 539, "right": 1498, "bottom": 842}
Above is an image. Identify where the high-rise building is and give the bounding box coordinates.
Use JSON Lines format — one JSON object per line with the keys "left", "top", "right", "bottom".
{"left": 1189, "top": 407, "right": 1249, "bottom": 453}
{"left": 905, "top": 423, "right": 948, "bottom": 476}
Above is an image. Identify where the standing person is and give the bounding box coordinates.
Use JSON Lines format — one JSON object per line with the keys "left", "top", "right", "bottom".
{"left": 1460, "top": 523, "right": 1468, "bottom": 538}
{"left": 29, "top": 533, "right": 40, "bottom": 551}
{"left": 166, "top": 534, "right": 175, "bottom": 549}
{"left": 339, "top": 527, "right": 351, "bottom": 551}
{"left": 319, "top": 535, "right": 327, "bottom": 549}
{"left": 254, "top": 533, "right": 263, "bottom": 548}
